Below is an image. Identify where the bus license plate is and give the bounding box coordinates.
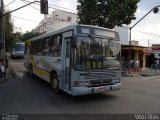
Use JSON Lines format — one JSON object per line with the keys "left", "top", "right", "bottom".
{"left": 98, "top": 87, "right": 106, "bottom": 93}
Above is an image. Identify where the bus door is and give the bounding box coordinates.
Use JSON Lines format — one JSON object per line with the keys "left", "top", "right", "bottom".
{"left": 63, "top": 31, "right": 73, "bottom": 91}
{"left": 65, "top": 38, "right": 71, "bottom": 90}
{"left": 24, "top": 43, "right": 30, "bottom": 69}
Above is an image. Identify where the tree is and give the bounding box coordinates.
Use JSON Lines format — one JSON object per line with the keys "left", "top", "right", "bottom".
{"left": 5, "top": 13, "right": 23, "bottom": 52}
{"left": 20, "top": 31, "right": 40, "bottom": 42}
{"left": 77, "top": 0, "right": 140, "bottom": 29}
{"left": 13, "top": 32, "right": 22, "bottom": 42}
{"left": 5, "top": 11, "right": 14, "bottom": 52}
{"left": 4, "top": 10, "right": 39, "bottom": 52}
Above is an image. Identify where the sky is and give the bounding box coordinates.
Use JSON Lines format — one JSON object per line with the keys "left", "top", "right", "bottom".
{"left": 4, "top": 0, "right": 160, "bottom": 47}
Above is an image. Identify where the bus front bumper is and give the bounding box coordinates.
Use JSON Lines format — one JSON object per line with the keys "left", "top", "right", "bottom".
{"left": 71, "top": 83, "right": 121, "bottom": 96}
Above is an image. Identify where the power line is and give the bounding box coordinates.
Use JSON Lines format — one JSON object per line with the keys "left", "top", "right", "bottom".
{"left": 49, "top": 4, "right": 77, "bottom": 13}
{"left": 133, "top": 27, "right": 160, "bottom": 35}
{"left": 6, "top": 0, "right": 76, "bottom": 32}
{"left": 13, "top": 15, "right": 38, "bottom": 23}
{"left": 4, "top": 0, "right": 17, "bottom": 8}
{"left": 20, "top": 0, "right": 39, "bottom": 11}
{"left": 21, "top": 0, "right": 77, "bottom": 13}
{"left": 19, "top": 0, "right": 76, "bottom": 25}
{"left": 122, "top": 26, "right": 160, "bottom": 38}
{"left": 133, "top": 29, "right": 160, "bottom": 38}
{"left": 20, "top": 0, "right": 55, "bottom": 25}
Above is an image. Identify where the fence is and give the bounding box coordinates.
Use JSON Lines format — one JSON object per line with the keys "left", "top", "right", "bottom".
{"left": 151, "top": 64, "right": 160, "bottom": 74}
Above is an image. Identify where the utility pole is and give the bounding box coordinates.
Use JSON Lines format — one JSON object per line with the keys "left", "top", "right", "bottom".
{"left": 0, "top": 0, "right": 5, "bottom": 61}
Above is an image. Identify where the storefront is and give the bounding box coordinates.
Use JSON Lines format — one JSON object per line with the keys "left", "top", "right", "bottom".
{"left": 121, "top": 45, "right": 147, "bottom": 71}
{"left": 152, "top": 44, "right": 160, "bottom": 59}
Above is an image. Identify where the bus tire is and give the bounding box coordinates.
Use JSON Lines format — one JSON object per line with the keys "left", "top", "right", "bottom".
{"left": 50, "top": 74, "right": 60, "bottom": 94}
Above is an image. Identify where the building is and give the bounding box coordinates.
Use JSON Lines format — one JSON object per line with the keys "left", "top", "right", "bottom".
{"left": 33, "top": 9, "right": 78, "bottom": 34}
{"left": 114, "top": 26, "right": 129, "bottom": 45}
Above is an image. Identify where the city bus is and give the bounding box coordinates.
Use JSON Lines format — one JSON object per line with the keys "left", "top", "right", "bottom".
{"left": 24, "top": 24, "right": 121, "bottom": 96}
{"left": 11, "top": 41, "right": 25, "bottom": 58}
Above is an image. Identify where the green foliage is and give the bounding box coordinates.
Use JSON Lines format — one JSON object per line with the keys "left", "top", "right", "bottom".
{"left": 77, "top": 0, "right": 140, "bottom": 29}
{"left": 13, "top": 32, "right": 22, "bottom": 42}
{"left": 5, "top": 12, "right": 14, "bottom": 52}
{"left": 4, "top": 10, "right": 23, "bottom": 52}
{"left": 4, "top": 10, "right": 39, "bottom": 52}
{"left": 20, "top": 31, "right": 40, "bottom": 42}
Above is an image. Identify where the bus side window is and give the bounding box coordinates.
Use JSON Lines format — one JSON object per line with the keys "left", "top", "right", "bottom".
{"left": 31, "top": 41, "right": 36, "bottom": 55}
{"left": 30, "top": 42, "right": 33, "bottom": 55}
{"left": 49, "top": 36, "right": 55, "bottom": 56}
{"left": 43, "top": 37, "right": 50, "bottom": 56}
{"left": 49, "top": 35, "right": 62, "bottom": 57}
{"left": 37, "top": 39, "right": 43, "bottom": 56}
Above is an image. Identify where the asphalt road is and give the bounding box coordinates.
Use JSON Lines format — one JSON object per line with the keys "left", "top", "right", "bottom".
{"left": 0, "top": 58, "right": 160, "bottom": 114}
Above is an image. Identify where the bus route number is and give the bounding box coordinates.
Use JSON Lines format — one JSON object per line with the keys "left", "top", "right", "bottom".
{"left": 84, "top": 61, "right": 103, "bottom": 69}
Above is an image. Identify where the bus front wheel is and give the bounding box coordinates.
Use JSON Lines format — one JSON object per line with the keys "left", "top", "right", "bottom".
{"left": 50, "top": 74, "right": 60, "bottom": 94}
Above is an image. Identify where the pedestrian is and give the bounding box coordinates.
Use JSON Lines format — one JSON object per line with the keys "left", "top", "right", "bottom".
{"left": 5, "top": 52, "right": 8, "bottom": 68}
{"left": 155, "top": 59, "right": 159, "bottom": 65}
{"left": 0, "top": 59, "right": 2, "bottom": 80}
{"left": 134, "top": 59, "right": 139, "bottom": 72}
{"left": 130, "top": 59, "right": 134, "bottom": 68}
{"left": 154, "top": 59, "right": 159, "bottom": 69}
{"left": 0, "top": 60, "right": 6, "bottom": 80}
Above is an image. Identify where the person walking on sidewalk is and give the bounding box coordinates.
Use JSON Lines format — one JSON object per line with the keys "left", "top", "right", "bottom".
{"left": 134, "top": 59, "right": 139, "bottom": 72}
{"left": 0, "top": 60, "right": 6, "bottom": 80}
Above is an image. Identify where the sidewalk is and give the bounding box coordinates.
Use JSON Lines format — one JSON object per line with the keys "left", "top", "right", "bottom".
{"left": 0, "top": 61, "right": 15, "bottom": 84}
{"left": 139, "top": 68, "right": 160, "bottom": 76}
{"left": 122, "top": 68, "right": 160, "bottom": 77}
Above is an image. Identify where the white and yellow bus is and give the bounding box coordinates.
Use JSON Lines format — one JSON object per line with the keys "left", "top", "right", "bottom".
{"left": 24, "top": 24, "right": 121, "bottom": 96}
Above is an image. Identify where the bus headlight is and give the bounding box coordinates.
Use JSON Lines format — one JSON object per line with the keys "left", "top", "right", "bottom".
{"left": 73, "top": 80, "right": 89, "bottom": 87}
{"left": 84, "top": 81, "right": 88, "bottom": 85}
{"left": 80, "top": 81, "right": 83, "bottom": 85}
{"left": 115, "top": 78, "right": 121, "bottom": 83}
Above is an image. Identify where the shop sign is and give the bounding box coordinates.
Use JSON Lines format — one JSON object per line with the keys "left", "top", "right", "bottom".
{"left": 152, "top": 44, "right": 160, "bottom": 50}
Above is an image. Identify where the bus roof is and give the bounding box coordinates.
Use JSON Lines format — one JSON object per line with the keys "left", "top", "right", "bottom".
{"left": 16, "top": 41, "right": 24, "bottom": 43}
{"left": 31, "top": 24, "right": 117, "bottom": 41}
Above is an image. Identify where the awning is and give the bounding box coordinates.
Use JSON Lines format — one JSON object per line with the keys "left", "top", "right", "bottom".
{"left": 143, "top": 50, "right": 152, "bottom": 55}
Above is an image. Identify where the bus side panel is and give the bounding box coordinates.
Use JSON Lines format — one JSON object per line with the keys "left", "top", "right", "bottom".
{"left": 30, "top": 55, "right": 62, "bottom": 83}
{"left": 30, "top": 55, "right": 42, "bottom": 78}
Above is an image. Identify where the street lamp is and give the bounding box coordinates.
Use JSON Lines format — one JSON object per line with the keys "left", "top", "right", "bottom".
{"left": 129, "top": 6, "right": 160, "bottom": 75}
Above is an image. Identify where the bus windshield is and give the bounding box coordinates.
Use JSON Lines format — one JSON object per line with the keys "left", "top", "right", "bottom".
{"left": 74, "top": 36, "right": 121, "bottom": 70}
{"left": 13, "top": 44, "right": 24, "bottom": 51}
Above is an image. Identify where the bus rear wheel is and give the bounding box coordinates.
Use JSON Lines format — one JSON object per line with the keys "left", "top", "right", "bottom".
{"left": 51, "top": 74, "right": 60, "bottom": 94}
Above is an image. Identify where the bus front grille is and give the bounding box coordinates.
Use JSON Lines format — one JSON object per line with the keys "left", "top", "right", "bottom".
{"left": 89, "top": 79, "right": 113, "bottom": 86}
